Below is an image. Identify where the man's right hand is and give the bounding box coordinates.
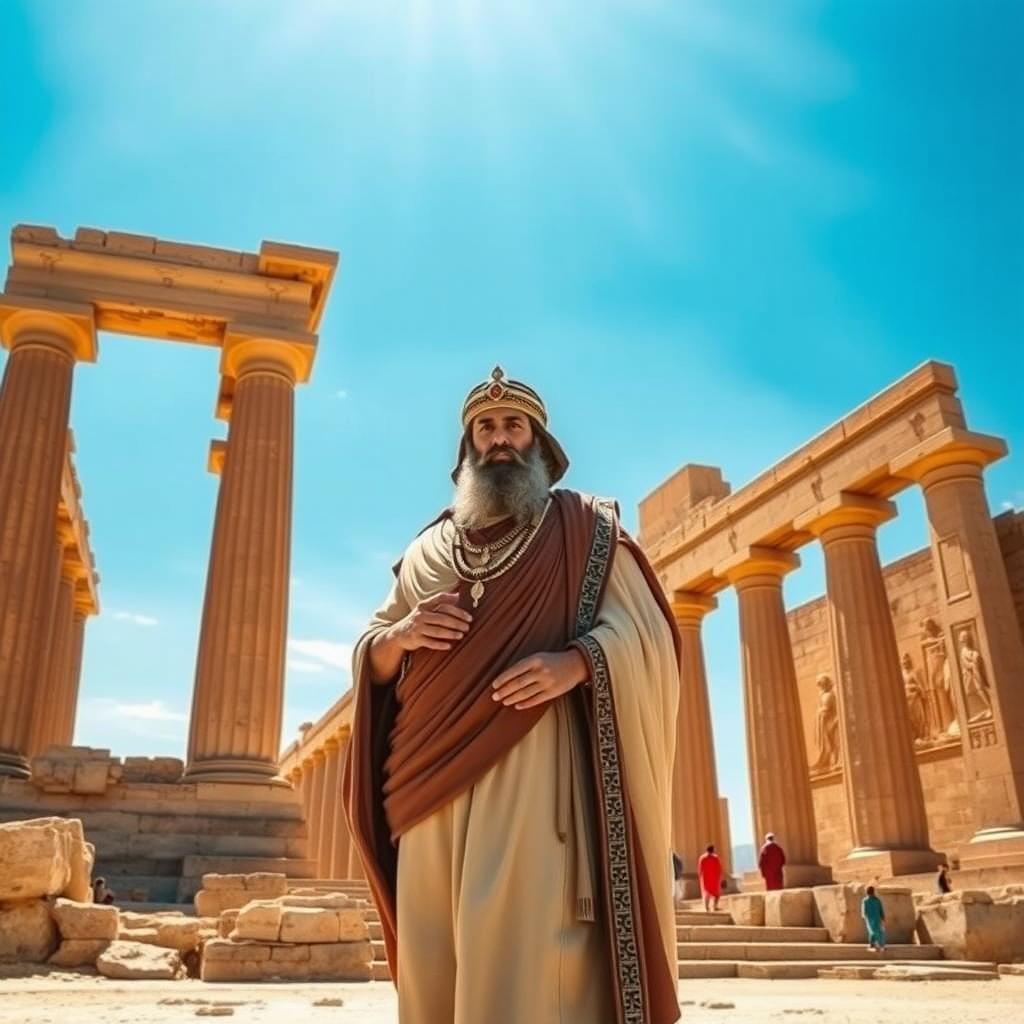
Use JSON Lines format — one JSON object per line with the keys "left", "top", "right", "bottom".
{"left": 368, "top": 591, "right": 472, "bottom": 683}
{"left": 390, "top": 591, "right": 473, "bottom": 652}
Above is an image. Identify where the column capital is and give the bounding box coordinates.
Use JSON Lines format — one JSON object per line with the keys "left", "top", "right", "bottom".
{"left": 323, "top": 735, "right": 340, "bottom": 754}
{"left": 671, "top": 591, "right": 718, "bottom": 626}
{"left": 310, "top": 746, "right": 327, "bottom": 763}
{"left": 221, "top": 323, "right": 317, "bottom": 384}
{"left": 795, "top": 492, "right": 896, "bottom": 538}
{"left": 301, "top": 754, "right": 315, "bottom": 771}
{"left": 890, "top": 427, "right": 1007, "bottom": 489}
{"left": 717, "top": 545, "right": 800, "bottom": 588}
{"left": 207, "top": 439, "right": 227, "bottom": 476}
{"left": 0, "top": 296, "right": 97, "bottom": 362}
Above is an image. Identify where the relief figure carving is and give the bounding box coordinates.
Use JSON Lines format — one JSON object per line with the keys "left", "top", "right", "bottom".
{"left": 901, "top": 652, "right": 930, "bottom": 746}
{"left": 921, "top": 618, "right": 959, "bottom": 738}
{"left": 958, "top": 628, "right": 994, "bottom": 722}
{"left": 812, "top": 673, "right": 840, "bottom": 772}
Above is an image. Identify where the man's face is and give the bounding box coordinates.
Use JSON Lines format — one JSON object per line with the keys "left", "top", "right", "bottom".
{"left": 470, "top": 406, "right": 535, "bottom": 464}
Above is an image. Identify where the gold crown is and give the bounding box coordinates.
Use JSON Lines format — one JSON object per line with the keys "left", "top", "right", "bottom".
{"left": 461, "top": 366, "right": 548, "bottom": 428}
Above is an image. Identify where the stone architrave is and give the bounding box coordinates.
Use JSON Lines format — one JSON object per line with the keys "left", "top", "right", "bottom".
{"left": 670, "top": 593, "right": 723, "bottom": 895}
{"left": 185, "top": 329, "right": 315, "bottom": 783}
{"left": 318, "top": 737, "right": 341, "bottom": 876}
{"left": 719, "top": 547, "right": 831, "bottom": 887}
{"left": 0, "top": 298, "right": 96, "bottom": 778}
{"left": 892, "top": 430, "right": 1024, "bottom": 867}
{"left": 795, "top": 493, "right": 942, "bottom": 879}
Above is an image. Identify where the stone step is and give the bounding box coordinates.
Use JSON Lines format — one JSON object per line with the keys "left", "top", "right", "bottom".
{"left": 368, "top": 922, "right": 382, "bottom": 940}
{"left": 676, "top": 942, "right": 943, "bottom": 962}
{"left": 372, "top": 940, "right": 386, "bottom": 961}
{"left": 679, "top": 958, "right": 978, "bottom": 981}
{"left": 818, "top": 964, "right": 999, "bottom": 982}
{"left": 96, "top": 857, "right": 182, "bottom": 877}
{"left": 116, "top": 901, "right": 198, "bottom": 915}
{"left": 372, "top": 961, "right": 391, "bottom": 982}
{"left": 677, "top": 925, "right": 829, "bottom": 943}
{"left": 676, "top": 911, "right": 733, "bottom": 926}
{"left": 181, "top": 854, "right": 319, "bottom": 877}
{"left": 87, "top": 828, "right": 306, "bottom": 860}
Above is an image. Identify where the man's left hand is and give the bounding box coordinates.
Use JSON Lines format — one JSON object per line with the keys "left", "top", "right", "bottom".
{"left": 490, "top": 649, "right": 589, "bottom": 710}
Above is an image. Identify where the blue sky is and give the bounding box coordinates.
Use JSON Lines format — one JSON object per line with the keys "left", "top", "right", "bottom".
{"left": 2, "top": 1, "right": 1021, "bottom": 845}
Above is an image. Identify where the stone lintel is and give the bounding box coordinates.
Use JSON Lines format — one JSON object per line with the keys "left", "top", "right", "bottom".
{"left": 214, "top": 376, "right": 235, "bottom": 422}
{"left": 208, "top": 440, "right": 227, "bottom": 477}
{"left": 890, "top": 426, "right": 1008, "bottom": 483}
{"left": 0, "top": 295, "right": 97, "bottom": 362}
{"left": 717, "top": 545, "right": 801, "bottom": 585}
{"left": 794, "top": 492, "right": 897, "bottom": 537}
{"left": 220, "top": 324, "right": 317, "bottom": 384}
{"left": 5, "top": 224, "right": 339, "bottom": 344}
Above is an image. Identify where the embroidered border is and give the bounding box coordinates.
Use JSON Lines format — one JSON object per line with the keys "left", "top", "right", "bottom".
{"left": 575, "top": 497, "right": 644, "bottom": 1024}
{"left": 576, "top": 498, "right": 617, "bottom": 637}
{"left": 577, "top": 633, "right": 644, "bottom": 1024}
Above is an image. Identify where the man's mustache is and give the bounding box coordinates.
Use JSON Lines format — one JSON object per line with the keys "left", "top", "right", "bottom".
{"left": 481, "top": 445, "right": 527, "bottom": 467}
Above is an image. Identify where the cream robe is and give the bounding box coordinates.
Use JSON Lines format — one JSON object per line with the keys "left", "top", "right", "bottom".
{"left": 359, "top": 519, "right": 679, "bottom": 1024}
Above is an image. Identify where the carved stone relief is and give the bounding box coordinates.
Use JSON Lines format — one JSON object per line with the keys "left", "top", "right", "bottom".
{"left": 811, "top": 673, "right": 840, "bottom": 773}
{"left": 953, "top": 622, "right": 994, "bottom": 723}
{"left": 920, "top": 618, "right": 960, "bottom": 740}
{"left": 901, "top": 652, "right": 930, "bottom": 746}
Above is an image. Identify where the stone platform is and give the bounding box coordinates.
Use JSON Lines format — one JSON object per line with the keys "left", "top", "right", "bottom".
{"left": 0, "top": 763, "right": 313, "bottom": 905}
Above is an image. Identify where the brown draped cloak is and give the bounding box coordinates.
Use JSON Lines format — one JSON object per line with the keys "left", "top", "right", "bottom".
{"left": 342, "top": 489, "right": 682, "bottom": 1024}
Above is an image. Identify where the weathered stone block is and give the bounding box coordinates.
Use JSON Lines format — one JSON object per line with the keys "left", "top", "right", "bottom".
{"left": 765, "top": 888, "right": 815, "bottom": 928}
{"left": 875, "top": 887, "right": 916, "bottom": 944}
{"left": 244, "top": 873, "right": 288, "bottom": 895}
{"left": 812, "top": 884, "right": 868, "bottom": 943}
{"left": 279, "top": 907, "right": 340, "bottom": 944}
{"left": 722, "top": 893, "right": 764, "bottom": 927}
{"left": 269, "top": 943, "right": 310, "bottom": 962}
{"left": 916, "top": 891, "right": 1024, "bottom": 962}
{"left": 218, "top": 909, "right": 240, "bottom": 938}
{"left": 97, "top": 940, "right": 185, "bottom": 979}
{"left": 0, "top": 821, "right": 70, "bottom": 901}
{"left": 120, "top": 757, "right": 184, "bottom": 783}
{"left": 49, "top": 939, "right": 111, "bottom": 967}
{"left": 280, "top": 893, "right": 356, "bottom": 909}
{"left": 53, "top": 898, "right": 119, "bottom": 940}
{"left": 202, "top": 939, "right": 271, "bottom": 962}
{"left": 233, "top": 901, "right": 282, "bottom": 942}
{"left": 308, "top": 941, "right": 374, "bottom": 980}
{"left": 203, "top": 874, "right": 247, "bottom": 892}
{"left": 337, "top": 909, "right": 369, "bottom": 942}
{"left": 0, "top": 899, "right": 59, "bottom": 962}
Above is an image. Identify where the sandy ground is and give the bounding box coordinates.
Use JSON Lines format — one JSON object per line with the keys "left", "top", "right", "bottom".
{"left": 0, "top": 972, "right": 1022, "bottom": 1024}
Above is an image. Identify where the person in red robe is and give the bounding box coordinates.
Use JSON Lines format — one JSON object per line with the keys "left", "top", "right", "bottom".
{"left": 697, "top": 844, "right": 723, "bottom": 911}
{"left": 758, "top": 832, "right": 786, "bottom": 890}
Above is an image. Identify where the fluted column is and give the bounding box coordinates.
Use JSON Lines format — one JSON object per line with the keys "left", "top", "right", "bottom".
{"left": 306, "top": 749, "right": 327, "bottom": 873}
{"left": 318, "top": 737, "right": 342, "bottom": 876}
{"left": 721, "top": 547, "right": 831, "bottom": 886}
{"left": 30, "top": 561, "right": 77, "bottom": 756}
{"left": 0, "top": 300, "right": 95, "bottom": 777}
{"left": 186, "top": 331, "right": 313, "bottom": 782}
{"left": 56, "top": 605, "right": 89, "bottom": 746}
{"left": 331, "top": 734, "right": 353, "bottom": 878}
{"left": 671, "top": 592, "right": 723, "bottom": 893}
{"left": 893, "top": 431, "right": 1024, "bottom": 866}
{"left": 797, "top": 493, "right": 941, "bottom": 878}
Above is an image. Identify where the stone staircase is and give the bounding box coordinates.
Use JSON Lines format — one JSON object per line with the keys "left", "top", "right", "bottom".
{"left": 284, "top": 886, "right": 996, "bottom": 984}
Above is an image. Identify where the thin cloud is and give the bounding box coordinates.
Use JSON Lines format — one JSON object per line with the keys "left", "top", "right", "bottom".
{"left": 334, "top": 389, "right": 348, "bottom": 399}
{"left": 111, "top": 610, "right": 159, "bottom": 627}
{"left": 287, "top": 638, "right": 353, "bottom": 670}
{"left": 287, "top": 658, "right": 326, "bottom": 674}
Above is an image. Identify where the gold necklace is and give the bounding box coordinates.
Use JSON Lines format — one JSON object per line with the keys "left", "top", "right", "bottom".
{"left": 455, "top": 519, "right": 530, "bottom": 566}
{"left": 447, "top": 501, "right": 552, "bottom": 608}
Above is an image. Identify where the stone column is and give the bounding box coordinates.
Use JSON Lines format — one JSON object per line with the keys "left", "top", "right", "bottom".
{"left": 332, "top": 735, "right": 353, "bottom": 879}
{"left": 30, "top": 560, "right": 77, "bottom": 757}
{"left": 318, "top": 737, "right": 342, "bottom": 876}
{"left": 347, "top": 839, "right": 366, "bottom": 881}
{"left": 185, "top": 330, "right": 313, "bottom": 783}
{"left": 671, "top": 593, "right": 723, "bottom": 895}
{"left": 721, "top": 547, "right": 831, "bottom": 887}
{"left": 308, "top": 749, "right": 328, "bottom": 873}
{"left": 796, "top": 493, "right": 941, "bottom": 878}
{"left": 56, "top": 604, "right": 89, "bottom": 747}
{"left": 0, "top": 300, "right": 95, "bottom": 777}
{"left": 893, "top": 430, "right": 1024, "bottom": 867}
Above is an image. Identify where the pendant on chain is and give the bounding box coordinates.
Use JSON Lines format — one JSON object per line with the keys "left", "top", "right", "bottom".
{"left": 470, "top": 581, "right": 485, "bottom": 608}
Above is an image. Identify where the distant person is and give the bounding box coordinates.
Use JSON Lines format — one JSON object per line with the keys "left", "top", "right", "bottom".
{"left": 672, "top": 850, "right": 685, "bottom": 906}
{"left": 861, "top": 886, "right": 886, "bottom": 953}
{"left": 758, "top": 832, "right": 786, "bottom": 890}
{"left": 92, "top": 877, "right": 115, "bottom": 905}
{"left": 937, "top": 864, "right": 952, "bottom": 894}
{"left": 697, "top": 844, "right": 723, "bottom": 912}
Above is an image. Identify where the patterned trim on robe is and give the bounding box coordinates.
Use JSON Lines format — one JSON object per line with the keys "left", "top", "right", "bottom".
{"left": 575, "top": 497, "right": 647, "bottom": 1024}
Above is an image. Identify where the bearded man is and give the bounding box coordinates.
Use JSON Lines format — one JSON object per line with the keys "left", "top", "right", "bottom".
{"left": 343, "top": 368, "right": 681, "bottom": 1024}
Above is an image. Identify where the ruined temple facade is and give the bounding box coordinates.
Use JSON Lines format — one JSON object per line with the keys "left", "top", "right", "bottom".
{"left": 792, "top": 507, "right": 1024, "bottom": 874}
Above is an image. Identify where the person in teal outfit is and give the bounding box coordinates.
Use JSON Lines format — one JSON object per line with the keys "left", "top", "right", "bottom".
{"left": 861, "top": 885, "right": 886, "bottom": 952}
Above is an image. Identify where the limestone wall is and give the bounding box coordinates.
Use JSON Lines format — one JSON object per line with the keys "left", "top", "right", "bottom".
{"left": 790, "top": 508, "right": 1024, "bottom": 865}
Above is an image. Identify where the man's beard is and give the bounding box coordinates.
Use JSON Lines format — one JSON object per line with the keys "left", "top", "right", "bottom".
{"left": 452, "top": 441, "right": 551, "bottom": 529}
